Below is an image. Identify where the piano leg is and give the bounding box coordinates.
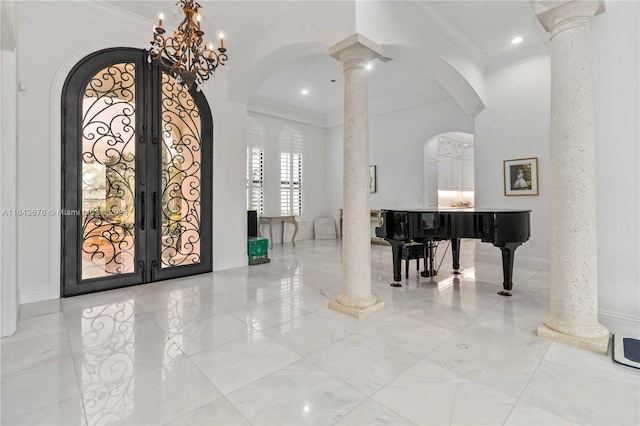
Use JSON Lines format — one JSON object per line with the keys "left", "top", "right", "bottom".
{"left": 497, "top": 242, "right": 522, "bottom": 296}
{"left": 420, "top": 241, "right": 437, "bottom": 277}
{"left": 451, "top": 238, "right": 461, "bottom": 275}
{"left": 388, "top": 240, "right": 404, "bottom": 287}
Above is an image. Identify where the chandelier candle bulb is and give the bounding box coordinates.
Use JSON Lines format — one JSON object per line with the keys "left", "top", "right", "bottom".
{"left": 219, "top": 32, "right": 224, "bottom": 49}
{"left": 158, "top": 13, "right": 163, "bottom": 27}
{"left": 196, "top": 14, "right": 201, "bottom": 31}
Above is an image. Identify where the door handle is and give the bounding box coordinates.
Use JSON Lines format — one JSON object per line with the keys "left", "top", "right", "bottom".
{"left": 141, "top": 191, "right": 146, "bottom": 230}
{"left": 138, "top": 260, "right": 146, "bottom": 283}
{"left": 152, "top": 192, "right": 158, "bottom": 229}
{"left": 151, "top": 260, "right": 157, "bottom": 282}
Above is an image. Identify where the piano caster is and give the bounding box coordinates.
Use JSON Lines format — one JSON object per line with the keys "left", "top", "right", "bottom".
{"left": 390, "top": 282, "right": 403, "bottom": 287}
{"left": 497, "top": 290, "right": 512, "bottom": 297}
{"left": 453, "top": 270, "right": 461, "bottom": 275}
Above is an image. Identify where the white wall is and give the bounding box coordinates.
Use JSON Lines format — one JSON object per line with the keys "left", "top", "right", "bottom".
{"left": 206, "top": 72, "right": 251, "bottom": 271}
{"left": 1, "top": 1, "right": 19, "bottom": 337}
{"left": 247, "top": 110, "right": 329, "bottom": 243}
{"left": 327, "top": 96, "right": 475, "bottom": 232}
{"left": 474, "top": 55, "right": 551, "bottom": 270}
{"left": 592, "top": 0, "right": 640, "bottom": 331}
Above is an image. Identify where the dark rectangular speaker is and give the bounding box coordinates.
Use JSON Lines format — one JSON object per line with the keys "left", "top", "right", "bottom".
{"left": 248, "top": 210, "right": 258, "bottom": 237}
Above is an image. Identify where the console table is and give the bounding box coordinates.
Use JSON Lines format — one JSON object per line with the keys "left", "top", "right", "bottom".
{"left": 258, "top": 215, "right": 299, "bottom": 248}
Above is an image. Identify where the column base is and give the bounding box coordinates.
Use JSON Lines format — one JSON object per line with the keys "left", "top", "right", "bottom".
{"left": 538, "top": 323, "right": 610, "bottom": 354}
{"left": 329, "top": 298, "right": 386, "bottom": 319}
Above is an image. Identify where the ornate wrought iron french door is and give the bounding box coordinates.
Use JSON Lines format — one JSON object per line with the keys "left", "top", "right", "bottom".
{"left": 62, "top": 48, "right": 212, "bottom": 297}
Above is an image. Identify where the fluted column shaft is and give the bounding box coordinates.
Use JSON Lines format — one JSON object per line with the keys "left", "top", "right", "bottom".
{"left": 534, "top": 0, "right": 609, "bottom": 352}
{"left": 328, "top": 34, "right": 385, "bottom": 318}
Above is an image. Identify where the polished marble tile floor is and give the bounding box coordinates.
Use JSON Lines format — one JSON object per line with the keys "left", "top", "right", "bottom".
{"left": 2, "top": 240, "right": 639, "bottom": 425}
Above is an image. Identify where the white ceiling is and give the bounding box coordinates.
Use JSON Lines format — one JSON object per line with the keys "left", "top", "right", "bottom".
{"left": 253, "top": 54, "right": 444, "bottom": 115}
{"left": 423, "top": 1, "right": 548, "bottom": 58}
{"left": 105, "top": 1, "right": 548, "bottom": 116}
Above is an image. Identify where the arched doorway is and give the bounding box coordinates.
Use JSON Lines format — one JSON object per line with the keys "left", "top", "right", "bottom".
{"left": 424, "top": 132, "right": 474, "bottom": 208}
{"left": 61, "top": 48, "right": 213, "bottom": 296}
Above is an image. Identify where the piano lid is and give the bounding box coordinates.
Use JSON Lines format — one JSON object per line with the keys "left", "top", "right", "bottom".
{"left": 379, "top": 208, "right": 532, "bottom": 213}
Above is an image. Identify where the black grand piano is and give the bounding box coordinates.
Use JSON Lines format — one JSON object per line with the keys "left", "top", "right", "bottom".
{"left": 375, "top": 209, "right": 531, "bottom": 296}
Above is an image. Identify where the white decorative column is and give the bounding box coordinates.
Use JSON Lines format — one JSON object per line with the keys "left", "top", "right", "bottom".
{"left": 533, "top": 0, "right": 610, "bottom": 353}
{"left": 328, "top": 34, "right": 385, "bottom": 318}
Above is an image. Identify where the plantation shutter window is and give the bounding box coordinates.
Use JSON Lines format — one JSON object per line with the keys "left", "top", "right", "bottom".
{"left": 278, "top": 126, "right": 304, "bottom": 216}
{"left": 246, "top": 117, "right": 266, "bottom": 214}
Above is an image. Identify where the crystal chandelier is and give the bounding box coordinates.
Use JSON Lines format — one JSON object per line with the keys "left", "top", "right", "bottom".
{"left": 150, "top": 0, "right": 228, "bottom": 90}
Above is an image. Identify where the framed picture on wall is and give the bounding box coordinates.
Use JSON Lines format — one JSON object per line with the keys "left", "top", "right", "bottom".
{"left": 369, "top": 165, "right": 377, "bottom": 193}
{"left": 504, "top": 157, "right": 538, "bottom": 196}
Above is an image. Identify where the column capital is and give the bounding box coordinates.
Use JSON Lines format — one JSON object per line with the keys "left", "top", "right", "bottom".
{"left": 533, "top": 0, "right": 605, "bottom": 34}
{"left": 329, "top": 33, "right": 382, "bottom": 65}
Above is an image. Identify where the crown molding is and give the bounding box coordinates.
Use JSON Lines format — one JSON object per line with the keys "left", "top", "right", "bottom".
{"left": 223, "top": 2, "right": 299, "bottom": 53}
{"left": 325, "top": 87, "right": 452, "bottom": 128}
{"left": 251, "top": 87, "right": 453, "bottom": 130}
{"left": 398, "top": 1, "right": 490, "bottom": 67}
{"left": 61, "top": 1, "right": 155, "bottom": 35}
{"left": 370, "top": 86, "right": 450, "bottom": 117}
{"left": 487, "top": 41, "right": 550, "bottom": 72}
{"left": 248, "top": 95, "right": 327, "bottom": 128}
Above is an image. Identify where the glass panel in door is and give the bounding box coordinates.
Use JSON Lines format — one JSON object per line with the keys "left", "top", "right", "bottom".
{"left": 159, "top": 72, "right": 202, "bottom": 268}
{"left": 81, "top": 63, "right": 137, "bottom": 279}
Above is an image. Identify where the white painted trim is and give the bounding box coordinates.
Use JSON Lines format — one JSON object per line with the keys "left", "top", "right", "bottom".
{"left": 1, "top": 2, "right": 18, "bottom": 337}
{"left": 398, "top": 1, "right": 489, "bottom": 66}
{"left": 487, "top": 41, "right": 550, "bottom": 72}
{"left": 62, "top": 1, "right": 154, "bottom": 34}
{"left": 369, "top": 87, "right": 450, "bottom": 119}
{"left": 19, "top": 288, "right": 52, "bottom": 306}
{"left": 1, "top": 1, "right": 16, "bottom": 49}
{"left": 599, "top": 309, "right": 640, "bottom": 338}
{"left": 326, "top": 89, "right": 452, "bottom": 128}
{"left": 213, "top": 255, "right": 248, "bottom": 272}
{"left": 48, "top": 39, "right": 147, "bottom": 301}
{"left": 475, "top": 248, "right": 551, "bottom": 272}
{"left": 248, "top": 96, "right": 326, "bottom": 128}
{"left": 638, "top": 3, "right": 640, "bottom": 324}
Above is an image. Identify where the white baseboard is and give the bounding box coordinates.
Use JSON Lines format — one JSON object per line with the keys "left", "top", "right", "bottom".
{"left": 213, "top": 255, "right": 248, "bottom": 272}
{"left": 19, "top": 287, "right": 52, "bottom": 305}
{"left": 475, "top": 248, "right": 550, "bottom": 271}
{"left": 599, "top": 310, "right": 640, "bottom": 339}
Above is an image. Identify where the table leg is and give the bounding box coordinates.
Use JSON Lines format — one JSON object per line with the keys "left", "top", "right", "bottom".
{"left": 291, "top": 218, "right": 298, "bottom": 246}
{"left": 269, "top": 223, "right": 273, "bottom": 249}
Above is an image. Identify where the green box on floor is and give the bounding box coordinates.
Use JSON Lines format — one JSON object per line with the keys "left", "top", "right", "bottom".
{"left": 248, "top": 237, "right": 270, "bottom": 265}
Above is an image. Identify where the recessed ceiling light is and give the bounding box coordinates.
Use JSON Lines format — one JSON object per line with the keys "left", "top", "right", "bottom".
{"left": 511, "top": 36, "right": 523, "bottom": 45}
{"left": 366, "top": 63, "right": 373, "bottom": 71}
{"left": 301, "top": 89, "right": 309, "bottom": 95}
